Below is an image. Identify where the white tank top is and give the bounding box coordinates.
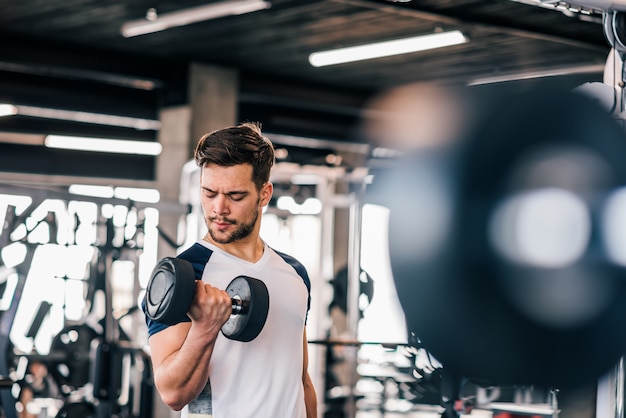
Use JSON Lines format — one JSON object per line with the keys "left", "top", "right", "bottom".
{"left": 180, "top": 240, "right": 310, "bottom": 418}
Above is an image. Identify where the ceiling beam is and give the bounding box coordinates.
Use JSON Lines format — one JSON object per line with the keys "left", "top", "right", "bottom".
{"left": 334, "top": 0, "right": 608, "bottom": 51}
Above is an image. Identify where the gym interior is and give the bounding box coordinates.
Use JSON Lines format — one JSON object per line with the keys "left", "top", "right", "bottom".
{"left": 1, "top": 1, "right": 626, "bottom": 417}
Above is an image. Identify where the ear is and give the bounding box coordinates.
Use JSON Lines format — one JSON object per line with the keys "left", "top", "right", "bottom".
{"left": 260, "top": 182, "right": 273, "bottom": 207}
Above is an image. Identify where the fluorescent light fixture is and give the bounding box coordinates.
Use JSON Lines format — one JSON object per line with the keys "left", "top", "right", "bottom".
{"left": 121, "top": 0, "right": 271, "bottom": 38}
{"left": 18, "top": 105, "right": 161, "bottom": 130}
{"left": 308, "top": 30, "right": 468, "bottom": 67}
{"left": 0, "top": 104, "right": 17, "bottom": 117}
{"left": 0, "top": 103, "right": 160, "bottom": 130}
{"left": 468, "top": 63, "right": 605, "bottom": 85}
{"left": 45, "top": 135, "right": 162, "bottom": 156}
{"left": 0, "top": 132, "right": 43, "bottom": 146}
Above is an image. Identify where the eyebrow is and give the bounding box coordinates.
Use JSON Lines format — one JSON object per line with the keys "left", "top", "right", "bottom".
{"left": 201, "top": 186, "right": 248, "bottom": 196}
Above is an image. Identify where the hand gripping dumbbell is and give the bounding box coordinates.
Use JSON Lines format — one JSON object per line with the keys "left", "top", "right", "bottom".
{"left": 143, "top": 257, "right": 270, "bottom": 342}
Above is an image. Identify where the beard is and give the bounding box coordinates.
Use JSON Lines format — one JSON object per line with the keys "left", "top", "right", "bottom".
{"left": 205, "top": 205, "right": 259, "bottom": 244}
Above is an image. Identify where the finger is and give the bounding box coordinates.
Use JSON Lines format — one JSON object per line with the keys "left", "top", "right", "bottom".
{"left": 205, "top": 287, "right": 232, "bottom": 317}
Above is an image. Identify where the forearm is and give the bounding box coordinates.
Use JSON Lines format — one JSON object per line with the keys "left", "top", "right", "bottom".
{"left": 302, "top": 330, "right": 317, "bottom": 418}
{"left": 151, "top": 281, "right": 233, "bottom": 411}
{"left": 303, "top": 371, "right": 318, "bottom": 418}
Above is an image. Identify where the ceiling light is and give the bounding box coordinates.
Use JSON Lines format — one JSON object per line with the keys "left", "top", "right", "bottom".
{"left": 0, "top": 132, "right": 44, "bottom": 145}
{"left": 45, "top": 135, "right": 162, "bottom": 156}
{"left": 0, "top": 104, "right": 17, "bottom": 117}
{"left": 0, "top": 103, "right": 160, "bottom": 130}
{"left": 468, "top": 63, "right": 605, "bottom": 85}
{"left": 308, "top": 30, "right": 468, "bottom": 67}
{"left": 121, "top": 0, "right": 271, "bottom": 38}
{"left": 18, "top": 105, "right": 161, "bottom": 130}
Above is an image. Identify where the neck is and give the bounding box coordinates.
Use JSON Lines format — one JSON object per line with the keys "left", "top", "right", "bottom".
{"left": 204, "top": 235, "right": 265, "bottom": 263}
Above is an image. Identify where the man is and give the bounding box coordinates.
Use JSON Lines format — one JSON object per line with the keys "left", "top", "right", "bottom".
{"left": 18, "top": 360, "right": 59, "bottom": 418}
{"left": 144, "top": 122, "right": 317, "bottom": 417}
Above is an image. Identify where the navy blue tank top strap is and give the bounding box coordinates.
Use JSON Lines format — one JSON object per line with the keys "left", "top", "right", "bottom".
{"left": 273, "top": 248, "right": 312, "bottom": 320}
{"left": 142, "top": 243, "right": 214, "bottom": 336}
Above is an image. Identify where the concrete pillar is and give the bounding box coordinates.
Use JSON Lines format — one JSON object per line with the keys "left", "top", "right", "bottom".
{"left": 150, "top": 64, "right": 238, "bottom": 418}
{"left": 155, "top": 63, "right": 238, "bottom": 259}
{"left": 154, "top": 106, "right": 192, "bottom": 261}
{"left": 188, "top": 63, "right": 238, "bottom": 157}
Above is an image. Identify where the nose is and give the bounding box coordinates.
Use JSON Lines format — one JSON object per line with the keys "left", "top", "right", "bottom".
{"left": 212, "top": 194, "right": 229, "bottom": 215}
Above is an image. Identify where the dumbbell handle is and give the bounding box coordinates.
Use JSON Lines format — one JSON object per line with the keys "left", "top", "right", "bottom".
{"left": 231, "top": 296, "right": 245, "bottom": 315}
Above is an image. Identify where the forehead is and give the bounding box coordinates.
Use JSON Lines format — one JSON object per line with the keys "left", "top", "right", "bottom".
{"left": 200, "top": 163, "right": 255, "bottom": 189}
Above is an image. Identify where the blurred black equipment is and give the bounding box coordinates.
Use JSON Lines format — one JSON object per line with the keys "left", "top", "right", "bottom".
{"left": 380, "top": 86, "right": 626, "bottom": 388}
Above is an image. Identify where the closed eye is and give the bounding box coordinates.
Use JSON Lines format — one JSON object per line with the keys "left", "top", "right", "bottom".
{"left": 202, "top": 188, "right": 247, "bottom": 201}
{"left": 228, "top": 192, "right": 246, "bottom": 201}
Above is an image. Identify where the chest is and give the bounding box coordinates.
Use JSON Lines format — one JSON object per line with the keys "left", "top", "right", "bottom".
{"left": 202, "top": 251, "right": 309, "bottom": 328}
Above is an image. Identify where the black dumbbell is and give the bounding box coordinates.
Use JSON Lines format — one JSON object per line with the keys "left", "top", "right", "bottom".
{"left": 143, "top": 257, "right": 270, "bottom": 342}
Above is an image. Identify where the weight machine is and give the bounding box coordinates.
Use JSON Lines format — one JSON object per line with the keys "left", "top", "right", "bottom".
{"left": 0, "top": 183, "right": 183, "bottom": 418}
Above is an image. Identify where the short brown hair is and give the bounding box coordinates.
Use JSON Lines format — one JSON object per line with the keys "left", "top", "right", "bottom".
{"left": 194, "top": 122, "right": 275, "bottom": 190}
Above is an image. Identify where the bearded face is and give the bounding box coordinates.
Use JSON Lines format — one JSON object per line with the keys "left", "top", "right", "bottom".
{"left": 205, "top": 196, "right": 260, "bottom": 244}
{"left": 199, "top": 163, "right": 271, "bottom": 247}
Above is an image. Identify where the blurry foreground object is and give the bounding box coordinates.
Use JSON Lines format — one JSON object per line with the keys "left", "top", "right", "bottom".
{"left": 368, "top": 83, "right": 626, "bottom": 389}
{"left": 361, "top": 82, "right": 469, "bottom": 152}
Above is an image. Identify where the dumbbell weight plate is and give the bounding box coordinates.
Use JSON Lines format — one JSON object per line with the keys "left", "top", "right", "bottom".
{"left": 144, "top": 257, "right": 270, "bottom": 342}
{"left": 145, "top": 257, "right": 196, "bottom": 325}
{"left": 222, "top": 276, "right": 270, "bottom": 342}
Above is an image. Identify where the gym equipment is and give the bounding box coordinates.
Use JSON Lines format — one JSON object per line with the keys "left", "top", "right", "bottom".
{"left": 54, "top": 401, "right": 95, "bottom": 418}
{"left": 379, "top": 86, "right": 626, "bottom": 389}
{"left": 1, "top": 260, "right": 34, "bottom": 418}
{"left": 144, "top": 257, "right": 270, "bottom": 342}
{"left": 48, "top": 324, "right": 99, "bottom": 390}
{"left": 0, "top": 188, "right": 161, "bottom": 418}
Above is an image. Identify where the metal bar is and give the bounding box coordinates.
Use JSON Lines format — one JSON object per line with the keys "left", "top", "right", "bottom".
{"left": 344, "top": 187, "right": 365, "bottom": 418}
{"left": 617, "top": 357, "right": 624, "bottom": 418}
{"left": 0, "top": 245, "right": 37, "bottom": 418}
{"left": 0, "top": 183, "right": 189, "bottom": 216}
